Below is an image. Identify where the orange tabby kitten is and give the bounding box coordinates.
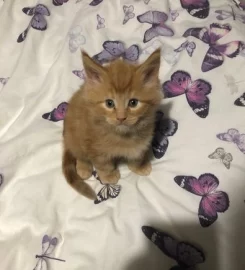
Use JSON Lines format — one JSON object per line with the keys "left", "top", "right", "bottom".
{"left": 62, "top": 49, "right": 162, "bottom": 199}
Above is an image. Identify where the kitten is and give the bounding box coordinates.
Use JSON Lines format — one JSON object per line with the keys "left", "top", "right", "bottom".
{"left": 62, "top": 49, "right": 162, "bottom": 199}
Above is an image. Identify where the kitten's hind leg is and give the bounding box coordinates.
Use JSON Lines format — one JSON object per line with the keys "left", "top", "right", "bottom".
{"left": 94, "top": 159, "right": 120, "bottom": 184}
{"left": 128, "top": 153, "right": 152, "bottom": 176}
{"left": 76, "top": 159, "right": 93, "bottom": 180}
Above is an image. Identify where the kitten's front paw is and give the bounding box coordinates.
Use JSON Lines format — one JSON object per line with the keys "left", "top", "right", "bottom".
{"left": 128, "top": 162, "right": 152, "bottom": 176}
{"left": 98, "top": 170, "right": 120, "bottom": 185}
{"left": 76, "top": 160, "right": 93, "bottom": 180}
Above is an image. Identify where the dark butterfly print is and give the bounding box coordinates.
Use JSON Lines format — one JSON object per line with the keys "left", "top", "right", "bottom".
{"left": 142, "top": 226, "right": 205, "bottom": 269}
{"left": 72, "top": 69, "right": 86, "bottom": 80}
{"left": 93, "top": 40, "right": 140, "bottom": 65}
{"left": 174, "top": 173, "right": 230, "bottom": 227}
{"left": 92, "top": 171, "right": 121, "bottom": 204}
{"left": 162, "top": 71, "right": 212, "bottom": 118}
{"left": 183, "top": 23, "right": 242, "bottom": 72}
{"left": 17, "top": 4, "right": 50, "bottom": 43}
{"left": 233, "top": 0, "right": 245, "bottom": 10}
{"left": 0, "top": 174, "right": 3, "bottom": 187}
{"left": 53, "top": 0, "right": 69, "bottom": 6}
{"left": 234, "top": 92, "right": 245, "bottom": 106}
{"left": 42, "top": 102, "right": 68, "bottom": 122}
{"left": 0, "top": 77, "right": 9, "bottom": 86}
{"left": 180, "top": 0, "right": 210, "bottom": 19}
{"left": 152, "top": 111, "right": 178, "bottom": 159}
{"left": 34, "top": 235, "right": 65, "bottom": 270}
{"left": 90, "top": 0, "right": 104, "bottom": 6}
{"left": 137, "top": 11, "right": 174, "bottom": 43}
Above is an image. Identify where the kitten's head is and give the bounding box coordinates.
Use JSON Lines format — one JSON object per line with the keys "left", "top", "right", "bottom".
{"left": 81, "top": 49, "right": 162, "bottom": 133}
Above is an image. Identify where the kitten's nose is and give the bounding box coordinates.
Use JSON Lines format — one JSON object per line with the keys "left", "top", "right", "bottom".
{"left": 117, "top": 117, "right": 126, "bottom": 123}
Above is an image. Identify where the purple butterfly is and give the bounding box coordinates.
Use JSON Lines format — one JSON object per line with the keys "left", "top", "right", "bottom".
{"left": 97, "top": 14, "right": 105, "bottom": 29}
{"left": 169, "top": 9, "right": 179, "bottom": 21}
{"left": 0, "top": 77, "right": 9, "bottom": 86}
{"left": 234, "top": 92, "right": 245, "bottom": 106}
{"left": 42, "top": 102, "right": 68, "bottom": 122}
{"left": 233, "top": 0, "right": 245, "bottom": 10}
{"left": 152, "top": 111, "right": 178, "bottom": 159}
{"left": 34, "top": 235, "right": 65, "bottom": 270}
{"left": 215, "top": 6, "right": 245, "bottom": 24}
{"left": 72, "top": 69, "right": 86, "bottom": 80}
{"left": 174, "top": 41, "right": 196, "bottom": 57}
{"left": 217, "top": 128, "right": 245, "bottom": 154}
{"left": 93, "top": 40, "right": 140, "bottom": 65}
{"left": 175, "top": 173, "right": 229, "bottom": 227}
{"left": 17, "top": 4, "right": 50, "bottom": 43}
{"left": 92, "top": 170, "right": 121, "bottom": 204}
{"left": 90, "top": 0, "right": 103, "bottom": 6}
{"left": 142, "top": 226, "right": 205, "bottom": 269}
{"left": 183, "top": 23, "right": 242, "bottom": 72}
{"left": 162, "top": 71, "right": 212, "bottom": 118}
{"left": 137, "top": 11, "right": 174, "bottom": 43}
{"left": 53, "top": 0, "right": 69, "bottom": 6}
{"left": 180, "top": 0, "right": 210, "bottom": 19}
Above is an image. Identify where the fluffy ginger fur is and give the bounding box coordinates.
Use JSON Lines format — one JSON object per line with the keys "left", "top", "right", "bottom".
{"left": 62, "top": 49, "right": 162, "bottom": 199}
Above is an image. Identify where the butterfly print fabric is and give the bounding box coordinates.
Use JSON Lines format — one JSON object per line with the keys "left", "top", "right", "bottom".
{"left": 152, "top": 111, "right": 178, "bottom": 159}
{"left": 137, "top": 11, "right": 174, "bottom": 43}
{"left": 208, "top": 147, "right": 233, "bottom": 169}
{"left": 42, "top": 102, "right": 68, "bottom": 122}
{"left": 142, "top": 226, "right": 205, "bottom": 269}
{"left": 162, "top": 71, "right": 212, "bottom": 118}
{"left": 93, "top": 40, "right": 140, "bottom": 64}
{"left": 17, "top": 4, "right": 50, "bottom": 43}
{"left": 234, "top": 92, "right": 245, "bottom": 106}
{"left": 92, "top": 171, "right": 121, "bottom": 204}
{"left": 53, "top": 0, "right": 69, "bottom": 6}
{"left": 217, "top": 129, "right": 245, "bottom": 154}
{"left": 183, "top": 23, "right": 242, "bottom": 72}
{"left": 174, "top": 173, "right": 230, "bottom": 227}
{"left": 180, "top": 0, "right": 210, "bottom": 19}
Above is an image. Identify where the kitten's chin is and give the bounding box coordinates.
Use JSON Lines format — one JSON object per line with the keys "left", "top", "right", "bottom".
{"left": 114, "top": 124, "right": 131, "bottom": 134}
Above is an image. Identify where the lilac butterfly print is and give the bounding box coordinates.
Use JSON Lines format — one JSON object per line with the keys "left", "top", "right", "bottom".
{"left": 144, "top": 0, "right": 150, "bottom": 4}
{"left": 152, "top": 111, "right": 178, "bottom": 159}
{"left": 174, "top": 41, "right": 196, "bottom": 57}
{"left": 137, "top": 11, "right": 174, "bottom": 43}
{"left": 234, "top": 92, "right": 245, "bottom": 106}
{"left": 72, "top": 69, "right": 86, "bottom": 80}
{"left": 92, "top": 170, "right": 121, "bottom": 204}
{"left": 162, "top": 71, "right": 212, "bottom": 118}
{"left": 34, "top": 235, "right": 65, "bottom": 270}
{"left": 169, "top": 9, "right": 179, "bottom": 21}
{"left": 183, "top": 23, "right": 242, "bottom": 72}
{"left": 180, "top": 0, "right": 210, "bottom": 19}
{"left": 93, "top": 40, "right": 140, "bottom": 65}
{"left": 123, "top": 5, "right": 135, "bottom": 25}
{"left": 17, "top": 4, "right": 50, "bottom": 43}
{"left": 215, "top": 6, "right": 245, "bottom": 24}
{"left": 97, "top": 14, "right": 105, "bottom": 29}
{"left": 90, "top": 0, "right": 103, "bottom": 6}
{"left": 0, "top": 77, "right": 9, "bottom": 86}
{"left": 142, "top": 226, "right": 205, "bottom": 270}
{"left": 233, "top": 0, "right": 245, "bottom": 10}
{"left": 53, "top": 0, "right": 69, "bottom": 6}
{"left": 175, "top": 173, "right": 229, "bottom": 227}
{"left": 42, "top": 102, "right": 68, "bottom": 122}
{"left": 217, "top": 129, "right": 245, "bottom": 154}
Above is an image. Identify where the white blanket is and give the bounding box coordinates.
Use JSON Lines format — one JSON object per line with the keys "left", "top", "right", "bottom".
{"left": 1, "top": 0, "right": 245, "bottom": 269}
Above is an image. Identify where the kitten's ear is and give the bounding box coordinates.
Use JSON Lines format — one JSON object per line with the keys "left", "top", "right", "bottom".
{"left": 136, "top": 49, "right": 161, "bottom": 85}
{"left": 82, "top": 51, "right": 106, "bottom": 82}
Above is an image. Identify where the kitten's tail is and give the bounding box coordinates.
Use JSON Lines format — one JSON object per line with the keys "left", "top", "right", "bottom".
{"left": 62, "top": 149, "right": 96, "bottom": 200}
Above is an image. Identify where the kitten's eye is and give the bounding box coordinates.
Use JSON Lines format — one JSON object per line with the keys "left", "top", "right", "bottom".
{"left": 105, "top": 99, "right": 115, "bottom": 108}
{"left": 128, "top": 99, "right": 139, "bottom": 108}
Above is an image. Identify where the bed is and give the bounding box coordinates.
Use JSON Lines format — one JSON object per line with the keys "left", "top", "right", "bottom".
{"left": 0, "top": 0, "right": 245, "bottom": 269}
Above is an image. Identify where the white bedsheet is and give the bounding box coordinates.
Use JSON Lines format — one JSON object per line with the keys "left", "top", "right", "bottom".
{"left": 0, "top": 0, "right": 245, "bottom": 269}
